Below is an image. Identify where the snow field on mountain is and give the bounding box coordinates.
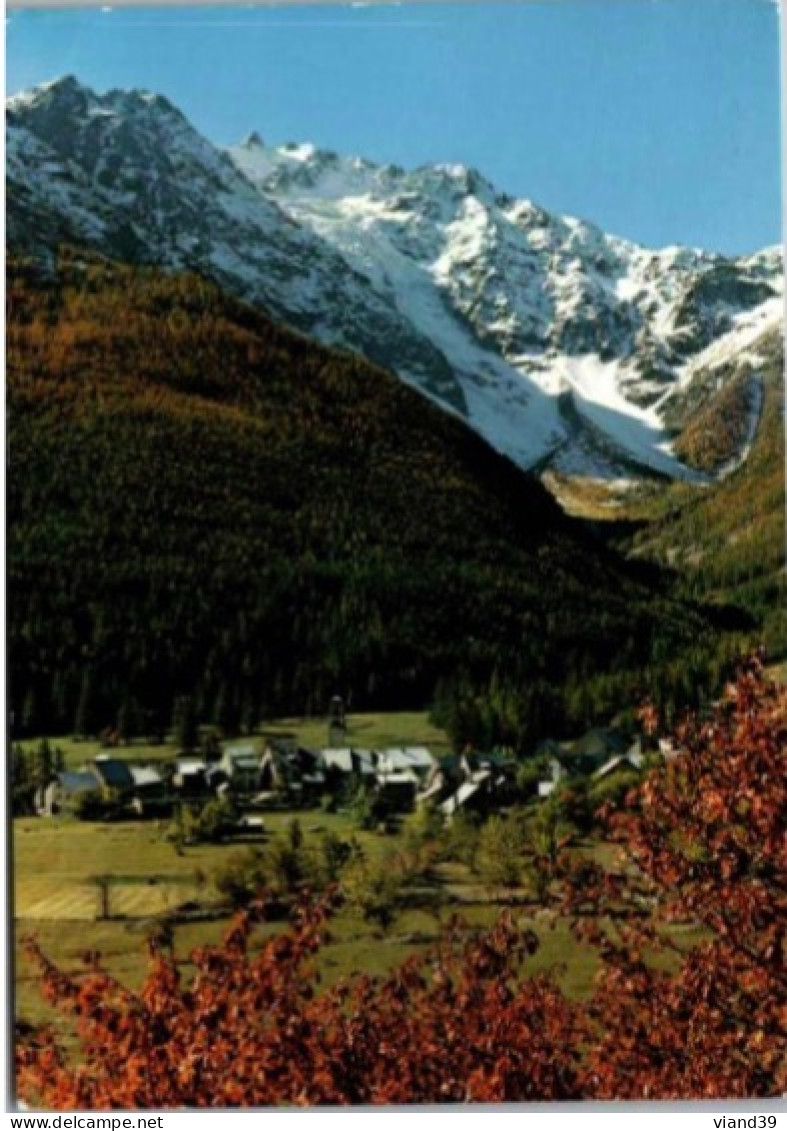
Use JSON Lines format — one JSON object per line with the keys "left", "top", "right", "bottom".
{"left": 7, "top": 78, "right": 783, "bottom": 484}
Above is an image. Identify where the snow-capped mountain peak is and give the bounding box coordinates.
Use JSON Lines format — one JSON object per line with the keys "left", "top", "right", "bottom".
{"left": 229, "top": 123, "right": 782, "bottom": 478}
{"left": 7, "top": 77, "right": 783, "bottom": 483}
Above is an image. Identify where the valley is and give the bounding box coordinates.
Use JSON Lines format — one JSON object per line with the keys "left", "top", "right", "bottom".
{"left": 7, "top": 72, "right": 785, "bottom": 1106}
{"left": 9, "top": 253, "right": 726, "bottom": 750}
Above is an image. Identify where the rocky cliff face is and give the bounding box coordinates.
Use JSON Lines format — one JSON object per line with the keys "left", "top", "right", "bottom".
{"left": 8, "top": 77, "right": 783, "bottom": 481}
{"left": 7, "top": 78, "right": 465, "bottom": 413}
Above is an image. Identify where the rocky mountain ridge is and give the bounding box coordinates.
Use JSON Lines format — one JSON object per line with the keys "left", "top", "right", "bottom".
{"left": 7, "top": 76, "right": 783, "bottom": 481}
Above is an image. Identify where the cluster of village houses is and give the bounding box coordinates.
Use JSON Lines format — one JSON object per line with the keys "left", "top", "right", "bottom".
{"left": 35, "top": 725, "right": 673, "bottom": 824}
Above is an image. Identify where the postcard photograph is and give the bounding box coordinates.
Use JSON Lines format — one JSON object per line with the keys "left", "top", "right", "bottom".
{"left": 6, "top": 0, "right": 786, "bottom": 1109}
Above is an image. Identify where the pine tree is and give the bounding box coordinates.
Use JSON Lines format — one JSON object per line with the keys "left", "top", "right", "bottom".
{"left": 172, "top": 695, "right": 198, "bottom": 752}
{"left": 74, "top": 668, "right": 97, "bottom": 739}
{"left": 116, "top": 696, "right": 141, "bottom": 743}
{"left": 31, "top": 739, "right": 53, "bottom": 788}
{"left": 21, "top": 686, "right": 38, "bottom": 738}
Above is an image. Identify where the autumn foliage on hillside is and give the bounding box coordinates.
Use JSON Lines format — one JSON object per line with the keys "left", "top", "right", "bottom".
{"left": 8, "top": 254, "right": 716, "bottom": 749}
{"left": 16, "top": 657, "right": 786, "bottom": 1106}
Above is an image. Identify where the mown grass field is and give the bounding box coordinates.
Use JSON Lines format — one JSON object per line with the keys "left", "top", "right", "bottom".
{"left": 14, "top": 710, "right": 455, "bottom": 1031}
{"left": 14, "top": 711, "right": 705, "bottom": 1052}
{"left": 13, "top": 808, "right": 604, "bottom": 1038}
{"left": 14, "top": 808, "right": 708, "bottom": 1067}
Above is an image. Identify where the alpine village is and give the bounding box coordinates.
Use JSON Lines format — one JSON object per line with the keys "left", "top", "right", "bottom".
{"left": 8, "top": 76, "right": 786, "bottom": 1106}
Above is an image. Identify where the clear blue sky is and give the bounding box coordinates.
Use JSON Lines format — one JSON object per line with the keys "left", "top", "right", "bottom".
{"left": 6, "top": 0, "right": 782, "bottom": 254}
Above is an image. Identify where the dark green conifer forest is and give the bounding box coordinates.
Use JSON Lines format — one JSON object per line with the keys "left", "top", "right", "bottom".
{"left": 7, "top": 254, "right": 758, "bottom": 749}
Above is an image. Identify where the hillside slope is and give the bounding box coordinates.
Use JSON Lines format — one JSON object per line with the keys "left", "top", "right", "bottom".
{"left": 7, "top": 77, "right": 782, "bottom": 482}
{"left": 627, "top": 324, "right": 785, "bottom": 655}
{"left": 7, "top": 255, "right": 714, "bottom": 742}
